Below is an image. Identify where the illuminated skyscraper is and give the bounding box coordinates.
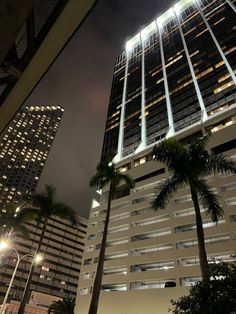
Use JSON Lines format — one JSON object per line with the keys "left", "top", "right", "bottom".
{"left": 77, "top": 0, "right": 236, "bottom": 313}
{"left": 101, "top": 0, "right": 236, "bottom": 162}
{"left": 0, "top": 105, "right": 63, "bottom": 206}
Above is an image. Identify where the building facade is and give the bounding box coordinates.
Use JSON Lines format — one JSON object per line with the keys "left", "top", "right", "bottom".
{"left": 76, "top": 0, "right": 236, "bottom": 313}
{"left": 0, "top": 105, "right": 63, "bottom": 206}
{"left": 101, "top": 0, "right": 236, "bottom": 162}
{"left": 0, "top": 215, "right": 87, "bottom": 311}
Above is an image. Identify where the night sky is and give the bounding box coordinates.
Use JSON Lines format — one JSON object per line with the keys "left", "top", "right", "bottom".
{"left": 25, "top": 0, "right": 173, "bottom": 218}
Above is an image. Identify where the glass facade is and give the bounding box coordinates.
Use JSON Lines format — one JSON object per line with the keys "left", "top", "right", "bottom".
{"left": 102, "top": 52, "right": 126, "bottom": 160}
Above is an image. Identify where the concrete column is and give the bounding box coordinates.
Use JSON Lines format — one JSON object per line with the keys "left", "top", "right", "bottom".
{"left": 173, "top": 8, "right": 208, "bottom": 122}
{"left": 194, "top": 0, "right": 236, "bottom": 86}
{"left": 116, "top": 50, "right": 129, "bottom": 161}
{"left": 140, "top": 38, "right": 147, "bottom": 148}
{"left": 226, "top": 0, "right": 236, "bottom": 13}
{"left": 156, "top": 21, "right": 175, "bottom": 137}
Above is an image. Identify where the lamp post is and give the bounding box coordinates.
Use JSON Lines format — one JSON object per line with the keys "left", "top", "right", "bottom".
{"left": 0, "top": 241, "right": 43, "bottom": 314}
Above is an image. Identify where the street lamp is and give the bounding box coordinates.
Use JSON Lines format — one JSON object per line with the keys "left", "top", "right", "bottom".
{"left": 0, "top": 240, "right": 43, "bottom": 314}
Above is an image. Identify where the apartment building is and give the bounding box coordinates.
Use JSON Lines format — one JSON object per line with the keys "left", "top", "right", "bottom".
{"left": 76, "top": 0, "right": 236, "bottom": 312}
{"left": 0, "top": 215, "right": 87, "bottom": 311}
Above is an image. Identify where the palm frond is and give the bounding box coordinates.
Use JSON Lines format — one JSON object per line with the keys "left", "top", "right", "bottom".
{"left": 121, "top": 174, "right": 135, "bottom": 189}
{"left": 90, "top": 161, "right": 134, "bottom": 193}
{"left": 45, "top": 184, "right": 56, "bottom": 201}
{"left": 0, "top": 202, "right": 34, "bottom": 238}
{"left": 30, "top": 193, "right": 49, "bottom": 211}
{"left": 152, "top": 174, "right": 187, "bottom": 210}
{"left": 14, "top": 224, "right": 30, "bottom": 239}
{"left": 16, "top": 206, "right": 39, "bottom": 222}
{"left": 196, "top": 179, "right": 224, "bottom": 223}
{"left": 187, "top": 134, "right": 209, "bottom": 148}
{"left": 89, "top": 172, "right": 104, "bottom": 187}
{"left": 114, "top": 173, "right": 134, "bottom": 189}
{"left": 52, "top": 203, "right": 78, "bottom": 227}
{"left": 153, "top": 138, "right": 184, "bottom": 164}
{"left": 208, "top": 153, "right": 236, "bottom": 176}
{"left": 48, "top": 297, "right": 75, "bottom": 314}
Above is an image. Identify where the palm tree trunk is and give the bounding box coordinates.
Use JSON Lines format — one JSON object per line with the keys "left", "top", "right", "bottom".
{"left": 88, "top": 184, "right": 113, "bottom": 314}
{"left": 190, "top": 184, "right": 210, "bottom": 282}
{"left": 18, "top": 218, "right": 48, "bottom": 314}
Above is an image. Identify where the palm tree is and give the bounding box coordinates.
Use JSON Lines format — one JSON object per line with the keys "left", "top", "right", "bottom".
{"left": 18, "top": 184, "right": 78, "bottom": 314}
{"left": 0, "top": 202, "right": 33, "bottom": 239}
{"left": 88, "top": 161, "right": 134, "bottom": 314}
{"left": 152, "top": 136, "right": 236, "bottom": 282}
{"left": 48, "top": 297, "right": 75, "bottom": 314}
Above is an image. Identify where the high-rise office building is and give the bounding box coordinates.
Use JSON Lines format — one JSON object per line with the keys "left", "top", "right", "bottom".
{"left": 0, "top": 105, "right": 63, "bottom": 206}
{"left": 76, "top": 0, "right": 236, "bottom": 313}
{"left": 101, "top": 0, "right": 236, "bottom": 161}
{"left": 0, "top": 106, "right": 88, "bottom": 311}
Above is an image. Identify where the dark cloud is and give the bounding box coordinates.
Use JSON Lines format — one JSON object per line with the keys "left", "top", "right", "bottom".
{"left": 25, "top": 0, "right": 173, "bottom": 218}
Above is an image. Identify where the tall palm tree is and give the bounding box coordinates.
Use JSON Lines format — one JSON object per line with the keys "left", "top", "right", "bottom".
{"left": 88, "top": 161, "right": 134, "bottom": 314}
{"left": 18, "top": 184, "right": 78, "bottom": 314}
{"left": 48, "top": 297, "right": 75, "bottom": 314}
{"left": 152, "top": 136, "right": 236, "bottom": 282}
{"left": 0, "top": 202, "right": 33, "bottom": 238}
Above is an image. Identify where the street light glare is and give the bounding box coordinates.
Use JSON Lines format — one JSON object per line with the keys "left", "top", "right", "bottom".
{"left": 15, "top": 206, "right": 20, "bottom": 213}
{"left": 34, "top": 253, "right": 43, "bottom": 264}
{"left": 0, "top": 240, "right": 9, "bottom": 251}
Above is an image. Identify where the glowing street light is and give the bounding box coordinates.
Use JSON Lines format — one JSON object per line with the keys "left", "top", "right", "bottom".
{"left": 0, "top": 240, "right": 9, "bottom": 251}
{"left": 34, "top": 253, "right": 43, "bottom": 264}
{"left": 0, "top": 240, "right": 43, "bottom": 314}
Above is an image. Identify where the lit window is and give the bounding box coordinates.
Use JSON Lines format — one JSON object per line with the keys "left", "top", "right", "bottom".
{"left": 42, "top": 266, "right": 50, "bottom": 272}
{"left": 86, "top": 245, "right": 94, "bottom": 252}
{"left": 82, "top": 272, "right": 91, "bottom": 280}
{"left": 134, "top": 157, "right": 146, "bottom": 167}
{"left": 101, "top": 283, "right": 127, "bottom": 292}
{"left": 226, "top": 198, "right": 236, "bottom": 206}
{"left": 80, "top": 287, "right": 88, "bottom": 295}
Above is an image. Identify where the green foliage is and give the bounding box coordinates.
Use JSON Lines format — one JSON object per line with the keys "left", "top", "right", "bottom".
{"left": 28, "top": 184, "right": 78, "bottom": 227}
{"left": 170, "top": 261, "right": 236, "bottom": 314}
{"left": 152, "top": 136, "right": 236, "bottom": 282}
{"left": 0, "top": 202, "right": 34, "bottom": 238}
{"left": 152, "top": 136, "right": 236, "bottom": 223}
{"left": 48, "top": 297, "right": 75, "bottom": 314}
{"left": 90, "top": 161, "right": 134, "bottom": 192}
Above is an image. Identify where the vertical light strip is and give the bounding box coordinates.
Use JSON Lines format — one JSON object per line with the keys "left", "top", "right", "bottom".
{"left": 173, "top": 8, "right": 208, "bottom": 122}
{"left": 226, "top": 0, "right": 236, "bottom": 13}
{"left": 156, "top": 21, "right": 175, "bottom": 137}
{"left": 141, "top": 38, "right": 147, "bottom": 148}
{"left": 194, "top": 0, "right": 236, "bottom": 86}
{"left": 116, "top": 51, "right": 129, "bottom": 161}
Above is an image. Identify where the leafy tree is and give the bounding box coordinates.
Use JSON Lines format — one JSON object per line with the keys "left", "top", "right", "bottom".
{"left": 48, "top": 297, "right": 75, "bottom": 314}
{"left": 0, "top": 202, "right": 33, "bottom": 238}
{"left": 88, "top": 161, "right": 134, "bottom": 314}
{"left": 170, "top": 261, "right": 236, "bottom": 314}
{"left": 18, "top": 184, "right": 78, "bottom": 314}
{"left": 152, "top": 137, "right": 236, "bottom": 281}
